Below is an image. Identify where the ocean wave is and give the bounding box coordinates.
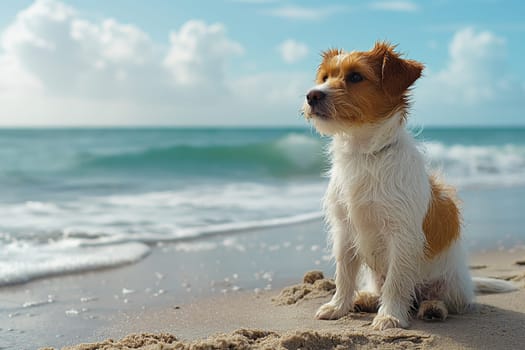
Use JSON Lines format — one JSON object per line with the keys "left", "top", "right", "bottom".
{"left": 0, "top": 181, "right": 325, "bottom": 236}
{"left": 72, "top": 132, "right": 525, "bottom": 187}
{"left": 3, "top": 129, "right": 524, "bottom": 188}
{"left": 423, "top": 142, "right": 525, "bottom": 188}
{"left": 0, "top": 178, "right": 326, "bottom": 286}
{"left": 96, "top": 211, "right": 324, "bottom": 244}
{"left": 0, "top": 211, "right": 322, "bottom": 286}
{"left": 77, "top": 133, "right": 327, "bottom": 178}
{"left": 0, "top": 240, "right": 150, "bottom": 286}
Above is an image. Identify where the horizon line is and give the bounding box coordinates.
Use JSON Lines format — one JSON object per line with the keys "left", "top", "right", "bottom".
{"left": 0, "top": 124, "right": 525, "bottom": 129}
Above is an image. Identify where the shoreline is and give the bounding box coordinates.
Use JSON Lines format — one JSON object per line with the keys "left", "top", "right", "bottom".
{"left": 1, "top": 220, "right": 330, "bottom": 349}
{"left": 0, "top": 210, "right": 323, "bottom": 289}
{"left": 0, "top": 219, "right": 524, "bottom": 349}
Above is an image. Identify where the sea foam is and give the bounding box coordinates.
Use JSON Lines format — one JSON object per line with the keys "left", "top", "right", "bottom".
{"left": 423, "top": 142, "right": 525, "bottom": 188}
{"left": 0, "top": 240, "right": 150, "bottom": 286}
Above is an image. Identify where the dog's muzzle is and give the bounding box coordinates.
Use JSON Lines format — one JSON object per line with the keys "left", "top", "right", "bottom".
{"left": 304, "top": 89, "right": 330, "bottom": 120}
{"left": 306, "top": 89, "right": 326, "bottom": 107}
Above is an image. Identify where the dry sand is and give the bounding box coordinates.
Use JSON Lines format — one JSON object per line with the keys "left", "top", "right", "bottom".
{"left": 54, "top": 253, "right": 525, "bottom": 350}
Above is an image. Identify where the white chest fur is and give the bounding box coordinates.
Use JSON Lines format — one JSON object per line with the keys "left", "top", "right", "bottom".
{"left": 325, "top": 117, "right": 431, "bottom": 275}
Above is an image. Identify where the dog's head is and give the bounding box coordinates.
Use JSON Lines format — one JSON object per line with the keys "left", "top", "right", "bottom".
{"left": 302, "top": 42, "right": 424, "bottom": 135}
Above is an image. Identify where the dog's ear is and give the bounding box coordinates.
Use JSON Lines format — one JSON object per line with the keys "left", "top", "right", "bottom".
{"left": 370, "top": 42, "right": 424, "bottom": 97}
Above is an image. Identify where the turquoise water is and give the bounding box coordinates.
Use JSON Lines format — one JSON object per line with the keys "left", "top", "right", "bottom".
{"left": 2, "top": 127, "right": 524, "bottom": 198}
{"left": 1, "top": 127, "right": 524, "bottom": 285}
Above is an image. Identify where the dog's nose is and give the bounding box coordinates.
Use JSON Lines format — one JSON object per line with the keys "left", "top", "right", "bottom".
{"left": 306, "top": 90, "right": 326, "bottom": 107}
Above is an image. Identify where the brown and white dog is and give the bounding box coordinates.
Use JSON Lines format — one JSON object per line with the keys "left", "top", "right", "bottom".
{"left": 302, "top": 42, "right": 517, "bottom": 330}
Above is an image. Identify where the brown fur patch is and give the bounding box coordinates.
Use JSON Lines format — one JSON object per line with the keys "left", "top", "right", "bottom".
{"left": 417, "top": 300, "right": 448, "bottom": 321}
{"left": 367, "top": 42, "right": 424, "bottom": 98}
{"left": 353, "top": 291, "right": 380, "bottom": 313}
{"left": 423, "top": 176, "right": 461, "bottom": 259}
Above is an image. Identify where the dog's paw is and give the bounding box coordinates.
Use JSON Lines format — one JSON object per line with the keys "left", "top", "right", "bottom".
{"left": 371, "top": 314, "right": 408, "bottom": 330}
{"left": 315, "top": 301, "right": 350, "bottom": 320}
{"left": 417, "top": 300, "right": 448, "bottom": 321}
{"left": 353, "top": 291, "right": 380, "bottom": 313}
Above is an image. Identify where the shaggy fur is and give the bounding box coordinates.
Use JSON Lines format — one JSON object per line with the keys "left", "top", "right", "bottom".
{"left": 302, "top": 42, "right": 517, "bottom": 330}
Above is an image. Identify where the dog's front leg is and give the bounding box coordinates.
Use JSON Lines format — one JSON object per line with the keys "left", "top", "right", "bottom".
{"left": 316, "top": 228, "right": 360, "bottom": 320}
{"left": 372, "top": 230, "right": 424, "bottom": 330}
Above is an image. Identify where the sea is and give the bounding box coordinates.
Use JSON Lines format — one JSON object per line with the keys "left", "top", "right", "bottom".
{"left": 1, "top": 127, "right": 525, "bottom": 286}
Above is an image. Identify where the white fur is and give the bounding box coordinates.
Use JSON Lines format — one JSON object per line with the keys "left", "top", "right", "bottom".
{"left": 316, "top": 112, "right": 479, "bottom": 329}
{"left": 334, "top": 53, "right": 347, "bottom": 64}
{"left": 473, "top": 277, "right": 518, "bottom": 294}
{"left": 309, "top": 82, "right": 331, "bottom": 94}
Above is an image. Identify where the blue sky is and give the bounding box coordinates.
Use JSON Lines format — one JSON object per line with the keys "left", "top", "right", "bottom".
{"left": 0, "top": 0, "right": 524, "bottom": 126}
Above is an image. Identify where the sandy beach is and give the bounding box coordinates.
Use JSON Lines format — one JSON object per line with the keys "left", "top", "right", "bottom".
{"left": 1, "top": 1, "right": 525, "bottom": 349}
{"left": 1, "top": 220, "right": 524, "bottom": 350}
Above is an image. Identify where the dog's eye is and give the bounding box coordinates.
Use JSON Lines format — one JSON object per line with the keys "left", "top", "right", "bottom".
{"left": 346, "top": 72, "right": 363, "bottom": 83}
{"left": 322, "top": 75, "right": 328, "bottom": 82}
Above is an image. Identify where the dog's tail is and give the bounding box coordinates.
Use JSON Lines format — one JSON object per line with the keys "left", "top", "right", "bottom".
{"left": 473, "top": 277, "right": 518, "bottom": 294}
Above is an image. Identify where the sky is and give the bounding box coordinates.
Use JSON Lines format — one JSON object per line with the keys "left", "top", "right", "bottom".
{"left": 0, "top": 0, "right": 524, "bottom": 127}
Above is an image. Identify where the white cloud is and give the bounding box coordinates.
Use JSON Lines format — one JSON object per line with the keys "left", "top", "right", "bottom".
{"left": 0, "top": 0, "right": 309, "bottom": 126}
{"left": 413, "top": 28, "right": 525, "bottom": 125}
{"left": 164, "top": 21, "right": 243, "bottom": 87}
{"left": 435, "top": 28, "right": 506, "bottom": 103}
{"left": 277, "top": 39, "right": 308, "bottom": 64}
{"left": 71, "top": 18, "right": 153, "bottom": 65}
{"left": 0, "top": 58, "right": 41, "bottom": 104}
{"left": 369, "top": 1, "right": 419, "bottom": 12}
{"left": 1, "top": 0, "right": 161, "bottom": 98}
{"left": 2, "top": 0, "right": 74, "bottom": 52}
{"left": 264, "top": 5, "right": 345, "bottom": 20}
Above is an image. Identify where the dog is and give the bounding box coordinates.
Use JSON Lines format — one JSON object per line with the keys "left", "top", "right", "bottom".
{"left": 302, "top": 42, "right": 517, "bottom": 330}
